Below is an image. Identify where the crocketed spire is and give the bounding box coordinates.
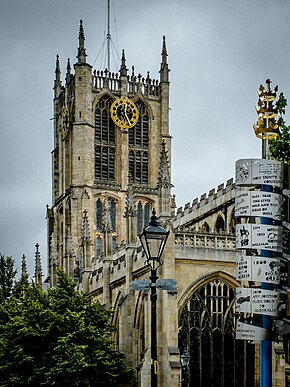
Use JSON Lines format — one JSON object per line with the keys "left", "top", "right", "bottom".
{"left": 34, "top": 243, "right": 43, "bottom": 286}
{"left": 157, "top": 141, "right": 171, "bottom": 188}
{"left": 21, "top": 254, "right": 28, "bottom": 279}
{"left": 65, "top": 58, "right": 71, "bottom": 84}
{"left": 161, "top": 35, "right": 168, "bottom": 64}
{"left": 77, "top": 20, "right": 87, "bottom": 63}
{"left": 159, "top": 35, "right": 170, "bottom": 82}
{"left": 54, "top": 54, "right": 62, "bottom": 94}
{"left": 120, "top": 49, "right": 128, "bottom": 77}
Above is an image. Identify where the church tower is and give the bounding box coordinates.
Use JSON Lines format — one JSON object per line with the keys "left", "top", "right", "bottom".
{"left": 46, "top": 17, "right": 264, "bottom": 387}
{"left": 47, "top": 21, "right": 172, "bottom": 289}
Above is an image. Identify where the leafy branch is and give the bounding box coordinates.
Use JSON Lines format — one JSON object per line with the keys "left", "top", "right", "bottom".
{"left": 269, "top": 92, "right": 290, "bottom": 164}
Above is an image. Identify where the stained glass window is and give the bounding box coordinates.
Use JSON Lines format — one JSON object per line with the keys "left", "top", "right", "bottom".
{"left": 178, "top": 278, "right": 255, "bottom": 387}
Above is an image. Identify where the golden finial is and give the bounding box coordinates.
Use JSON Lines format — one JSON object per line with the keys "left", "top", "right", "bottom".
{"left": 253, "top": 79, "right": 279, "bottom": 140}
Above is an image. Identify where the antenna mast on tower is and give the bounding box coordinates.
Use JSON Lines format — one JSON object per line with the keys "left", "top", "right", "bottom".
{"left": 93, "top": 0, "right": 119, "bottom": 70}
{"left": 106, "top": 0, "right": 111, "bottom": 70}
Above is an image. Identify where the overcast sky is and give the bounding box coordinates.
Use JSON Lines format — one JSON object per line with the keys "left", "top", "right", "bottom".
{"left": 1, "top": 0, "right": 290, "bottom": 277}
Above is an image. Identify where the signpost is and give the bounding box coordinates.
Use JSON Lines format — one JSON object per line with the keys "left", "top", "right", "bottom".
{"left": 235, "top": 158, "right": 288, "bottom": 387}
{"left": 236, "top": 320, "right": 269, "bottom": 341}
{"left": 236, "top": 252, "right": 285, "bottom": 284}
{"left": 235, "top": 158, "right": 284, "bottom": 188}
{"left": 235, "top": 190, "right": 284, "bottom": 220}
{"left": 236, "top": 223, "right": 283, "bottom": 252}
{"left": 130, "top": 278, "right": 177, "bottom": 291}
{"left": 236, "top": 287, "right": 280, "bottom": 317}
{"left": 236, "top": 81, "right": 290, "bottom": 387}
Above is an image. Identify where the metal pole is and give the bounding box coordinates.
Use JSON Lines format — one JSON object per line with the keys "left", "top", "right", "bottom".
{"left": 150, "top": 269, "right": 158, "bottom": 387}
{"left": 260, "top": 81, "right": 272, "bottom": 387}
{"left": 260, "top": 217, "right": 273, "bottom": 387}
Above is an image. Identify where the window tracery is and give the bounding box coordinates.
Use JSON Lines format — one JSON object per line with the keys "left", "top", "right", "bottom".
{"left": 137, "top": 200, "right": 151, "bottom": 234}
{"left": 95, "top": 97, "right": 115, "bottom": 181}
{"left": 178, "top": 278, "right": 255, "bottom": 387}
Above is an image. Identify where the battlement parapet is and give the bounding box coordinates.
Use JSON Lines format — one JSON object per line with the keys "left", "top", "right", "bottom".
{"left": 92, "top": 69, "right": 160, "bottom": 98}
{"left": 173, "top": 178, "right": 235, "bottom": 223}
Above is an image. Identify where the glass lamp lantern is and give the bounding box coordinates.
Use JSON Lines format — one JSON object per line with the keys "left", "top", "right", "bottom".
{"left": 138, "top": 209, "right": 169, "bottom": 263}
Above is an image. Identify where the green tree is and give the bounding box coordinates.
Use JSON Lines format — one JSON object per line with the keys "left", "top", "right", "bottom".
{"left": 269, "top": 92, "right": 290, "bottom": 164}
{"left": 0, "top": 254, "right": 17, "bottom": 304}
{"left": 0, "top": 271, "right": 134, "bottom": 386}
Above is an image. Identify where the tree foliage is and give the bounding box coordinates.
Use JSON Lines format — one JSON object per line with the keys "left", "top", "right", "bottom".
{"left": 0, "top": 270, "right": 134, "bottom": 386}
{"left": 269, "top": 92, "right": 290, "bottom": 164}
{"left": 0, "top": 254, "right": 17, "bottom": 304}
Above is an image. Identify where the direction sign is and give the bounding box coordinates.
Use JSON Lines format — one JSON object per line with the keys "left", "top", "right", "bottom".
{"left": 236, "top": 159, "right": 284, "bottom": 188}
{"left": 236, "top": 320, "right": 269, "bottom": 341}
{"left": 236, "top": 287, "right": 280, "bottom": 317}
{"left": 236, "top": 252, "right": 283, "bottom": 284}
{"left": 130, "top": 279, "right": 177, "bottom": 291}
{"left": 130, "top": 280, "right": 150, "bottom": 290}
{"left": 157, "top": 279, "right": 177, "bottom": 291}
{"left": 235, "top": 190, "right": 284, "bottom": 220}
{"left": 236, "top": 223, "right": 283, "bottom": 252}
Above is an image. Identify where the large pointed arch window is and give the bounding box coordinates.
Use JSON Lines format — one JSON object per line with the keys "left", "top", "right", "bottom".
{"left": 128, "top": 102, "right": 149, "bottom": 185}
{"left": 178, "top": 277, "right": 255, "bottom": 387}
{"left": 95, "top": 97, "right": 115, "bottom": 182}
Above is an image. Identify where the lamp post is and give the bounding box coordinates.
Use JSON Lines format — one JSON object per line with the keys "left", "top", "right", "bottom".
{"left": 138, "top": 209, "right": 169, "bottom": 387}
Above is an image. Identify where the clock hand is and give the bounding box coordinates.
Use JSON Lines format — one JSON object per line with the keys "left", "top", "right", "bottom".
{"left": 123, "top": 103, "right": 130, "bottom": 124}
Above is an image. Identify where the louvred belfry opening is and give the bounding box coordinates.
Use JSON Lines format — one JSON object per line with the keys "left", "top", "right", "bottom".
{"left": 95, "top": 96, "right": 115, "bottom": 182}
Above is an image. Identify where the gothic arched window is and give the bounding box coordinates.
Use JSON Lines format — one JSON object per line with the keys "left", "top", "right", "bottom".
{"left": 228, "top": 209, "right": 236, "bottom": 234}
{"left": 178, "top": 278, "right": 255, "bottom": 387}
{"left": 202, "top": 222, "right": 210, "bottom": 232}
{"left": 96, "top": 199, "right": 102, "bottom": 231}
{"left": 144, "top": 203, "right": 150, "bottom": 227}
{"left": 110, "top": 200, "right": 116, "bottom": 232}
{"left": 96, "top": 237, "right": 102, "bottom": 258}
{"left": 137, "top": 201, "right": 151, "bottom": 235}
{"left": 95, "top": 97, "right": 115, "bottom": 182}
{"left": 137, "top": 201, "right": 143, "bottom": 235}
{"left": 128, "top": 102, "right": 149, "bottom": 185}
{"left": 216, "top": 215, "right": 225, "bottom": 232}
{"left": 112, "top": 236, "right": 116, "bottom": 252}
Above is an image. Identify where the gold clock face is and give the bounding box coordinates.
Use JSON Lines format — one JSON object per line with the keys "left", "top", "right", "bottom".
{"left": 110, "top": 98, "right": 139, "bottom": 129}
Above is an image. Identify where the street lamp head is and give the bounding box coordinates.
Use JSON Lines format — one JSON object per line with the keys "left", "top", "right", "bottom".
{"left": 180, "top": 349, "right": 189, "bottom": 367}
{"left": 138, "top": 209, "right": 169, "bottom": 265}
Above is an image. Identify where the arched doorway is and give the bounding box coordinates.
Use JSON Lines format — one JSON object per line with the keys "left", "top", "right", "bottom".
{"left": 178, "top": 275, "right": 255, "bottom": 387}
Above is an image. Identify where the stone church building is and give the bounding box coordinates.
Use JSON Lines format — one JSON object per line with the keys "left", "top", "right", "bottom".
{"left": 46, "top": 21, "right": 286, "bottom": 386}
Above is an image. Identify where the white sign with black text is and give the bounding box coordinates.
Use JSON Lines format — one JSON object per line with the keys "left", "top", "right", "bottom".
{"left": 236, "top": 159, "right": 284, "bottom": 188}
{"left": 235, "top": 190, "right": 284, "bottom": 220}
{"left": 236, "top": 287, "right": 280, "bottom": 317}
{"left": 236, "top": 223, "right": 283, "bottom": 252}
{"left": 236, "top": 252, "right": 282, "bottom": 284}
